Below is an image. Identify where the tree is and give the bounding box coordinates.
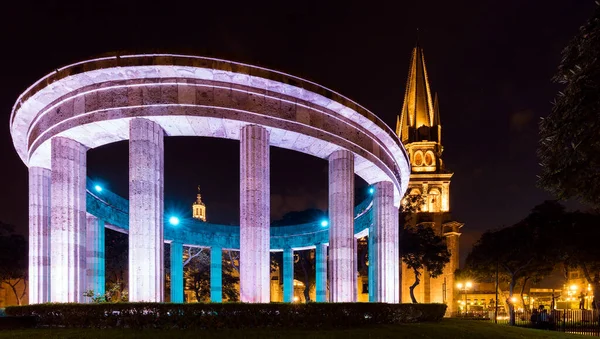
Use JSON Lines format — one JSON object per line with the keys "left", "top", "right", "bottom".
{"left": 0, "top": 222, "right": 27, "bottom": 305}
{"left": 294, "top": 249, "right": 315, "bottom": 302}
{"left": 105, "top": 229, "right": 128, "bottom": 302}
{"left": 184, "top": 248, "right": 239, "bottom": 302}
{"left": 538, "top": 4, "right": 600, "bottom": 207}
{"left": 400, "top": 224, "right": 450, "bottom": 304}
{"left": 559, "top": 211, "right": 600, "bottom": 310}
{"left": 464, "top": 201, "right": 564, "bottom": 325}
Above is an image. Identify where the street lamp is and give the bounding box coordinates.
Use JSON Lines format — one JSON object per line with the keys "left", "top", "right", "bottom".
{"left": 457, "top": 281, "right": 473, "bottom": 317}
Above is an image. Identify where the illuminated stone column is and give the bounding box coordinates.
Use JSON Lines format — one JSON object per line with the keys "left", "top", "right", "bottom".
{"left": 210, "top": 247, "right": 222, "bottom": 302}
{"left": 28, "top": 167, "right": 51, "bottom": 304}
{"left": 370, "top": 181, "right": 399, "bottom": 303}
{"left": 239, "top": 125, "right": 270, "bottom": 303}
{"left": 315, "top": 243, "right": 327, "bottom": 302}
{"left": 328, "top": 149, "right": 355, "bottom": 302}
{"left": 170, "top": 241, "right": 183, "bottom": 303}
{"left": 353, "top": 237, "right": 358, "bottom": 300}
{"left": 85, "top": 215, "right": 105, "bottom": 299}
{"left": 283, "top": 247, "right": 294, "bottom": 303}
{"left": 50, "top": 137, "right": 87, "bottom": 302}
{"left": 129, "top": 118, "right": 164, "bottom": 302}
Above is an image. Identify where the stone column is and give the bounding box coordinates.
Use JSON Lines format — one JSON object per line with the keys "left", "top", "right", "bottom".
{"left": 368, "top": 233, "right": 376, "bottom": 302}
{"left": 170, "top": 241, "right": 183, "bottom": 303}
{"left": 86, "top": 215, "right": 105, "bottom": 300}
{"left": 283, "top": 247, "right": 294, "bottom": 303}
{"left": 315, "top": 243, "right": 327, "bottom": 302}
{"left": 129, "top": 118, "right": 164, "bottom": 302}
{"left": 328, "top": 149, "right": 355, "bottom": 302}
{"left": 239, "top": 125, "right": 270, "bottom": 303}
{"left": 370, "top": 181, "right": 399, "bottom": 303}
{"left": 353, "top": 237, "right": 358, "bottom": 300}
{"left": 28, "top": 167, "right": 51, "bottom": 304}
{"left": 50, "top": 137, "right": 87, "bottom": 302}
{"left": 211, "top": 247, "right": 222, "bottom": 302}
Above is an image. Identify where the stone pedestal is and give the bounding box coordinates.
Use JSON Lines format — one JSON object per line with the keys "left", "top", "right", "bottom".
{"left": 370, "top": 181, "right": 399, "bottom": 302}
{"left": 210, "top": 247, "right": 222, "bottom": 302}
{"left": 50, "top": 137, "right": 87, "bottom": 302}
{"left": 129, "top": 118, "right": 164, "bottom": 302}
{"left": 315, "top": 243, "right": 327, "bottom": 302}
{"left": 170, "top": 242, "right": 183, "bottom": 303}
{"left": 283, "top": 247, "right": 294, "bottom": 303}
{"left": 86, "top": 215, "right": 105, "bottom": 300}
{"left": 239, "top": 125, "right": 270, "bottom": 303}
{"left": 328, "top": 149, "right": 355, "bottom": 302}
{"left": 28, "top": 167, "right": 51, "bottom": 304}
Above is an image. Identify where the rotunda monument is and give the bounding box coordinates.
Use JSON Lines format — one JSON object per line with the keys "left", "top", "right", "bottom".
{"left": 10, "top": 54, "right": 410, "bottom": 304}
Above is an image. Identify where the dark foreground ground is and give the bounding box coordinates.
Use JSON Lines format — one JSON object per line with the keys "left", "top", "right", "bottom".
{"left": 0, "top": 319, "right": 588, "bottom": 338}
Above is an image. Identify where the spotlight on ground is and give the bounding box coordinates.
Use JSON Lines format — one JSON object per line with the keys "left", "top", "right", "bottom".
{"left": 169, "top": 216, "right": 180, "bottom": 226}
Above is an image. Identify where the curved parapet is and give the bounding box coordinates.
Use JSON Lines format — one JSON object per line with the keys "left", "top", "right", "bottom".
{"left": 11, "top": 54, "right": 409, "bottom": 205}
{"left": 86, "top": 179, "right": 373, "bottom": 250}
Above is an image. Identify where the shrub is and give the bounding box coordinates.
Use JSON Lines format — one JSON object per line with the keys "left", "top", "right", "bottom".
{"left": 5, "top": 302, "right": 446, "bottom": 329}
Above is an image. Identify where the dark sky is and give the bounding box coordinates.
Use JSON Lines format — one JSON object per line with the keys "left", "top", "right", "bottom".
{"left": 0, "top": 1, "right": 596, "bottom": 264}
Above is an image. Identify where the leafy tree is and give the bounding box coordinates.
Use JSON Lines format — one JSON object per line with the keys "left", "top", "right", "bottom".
{"left": 184, "top": 248, "right": 239, "bottom": 302}
{"left": 0, "top": 222, "right": 27, "bottom": 305}
{"left": 105, "top": 229, "right": 128, "bottom": 302}
{"left": 559, "top": 211, "right": 600, "bottom": 309}
{"left": 464, "top": 201, "right": 564, "bottom": 325}
{"left": 539, "top": 5, "right": 600, "bottom": 207}
{"left": 400, "top": 224, "right": 450, "bottom": 304}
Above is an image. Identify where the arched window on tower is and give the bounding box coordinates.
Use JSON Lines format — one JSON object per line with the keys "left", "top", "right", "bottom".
{"left": 428, "top": 189, "right": 441, "bottom": 212}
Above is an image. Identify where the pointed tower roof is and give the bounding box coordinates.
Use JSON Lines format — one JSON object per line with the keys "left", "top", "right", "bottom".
{"left": 396, "top": 44, "right": 436, "bottom": 142}
{"left": 194, "top": 185, "right": 205, "bottom": 206}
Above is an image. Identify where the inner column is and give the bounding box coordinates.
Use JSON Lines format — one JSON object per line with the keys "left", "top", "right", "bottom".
{"left": 50, "top": 137, "right": 87, "bottom": 302}
{"left": 28, "top": 167, "right": 51, "bottom": 304}
{"left": 315, "top": 243, "right": 327, "bottom": 302}
{"left": 210, "top": 247, "right": 223, "bottom": 302}
{"left": 239, "top": 125, "right": 270, "bottom": 303}
{"left": 283, "top": 247, "right": 294, "bottom": 302}
{"left": 328, "top": 149, "right": 355, "bottom": 302}
{"left": 129, "top": 118, "right": 165, "bottom": 302}
{"left": 85, "top": 215, "right": 105, "bottom": 300}
{"left": 170, "top": 241, "right": 183, "bottom": 303}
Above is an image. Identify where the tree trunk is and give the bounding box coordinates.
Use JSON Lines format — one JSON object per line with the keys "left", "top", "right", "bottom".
{"left": 581, "top": 264, "right": 600, "bottom": 310}
{"left": 300, "top": 256, "right": 311, "bottom": 302}
{"left": 409, "top": 269, "right": 421, "bottom": 304}
{"left": 508, "top": 275, "right": 516, "bottom": 326}
{"left": 520, "top": 277, "right": 530, "bottom": 311}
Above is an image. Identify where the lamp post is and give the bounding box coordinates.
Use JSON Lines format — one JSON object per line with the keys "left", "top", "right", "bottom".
{"left": 457, "top": 281, "right": 472, "bottom": 317}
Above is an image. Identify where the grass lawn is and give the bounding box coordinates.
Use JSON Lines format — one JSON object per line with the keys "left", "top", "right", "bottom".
{"left": 0, "top": 319, "right": 588, "bottom": 339}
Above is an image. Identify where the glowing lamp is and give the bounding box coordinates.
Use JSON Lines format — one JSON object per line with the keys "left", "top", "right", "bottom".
{"left": 369, "top": 187, "right": 375, "bottom": 194}
{"left": 320, "top": 220, "right": 329, "bottom": 227}
{"left": 293, "top": 296, "right": 299, "bottom": 302}
{"left": 466, "top": 281, "right": 473, "bottom": 289}
{"left": 169, "top": 216, "right": 180, "bottom": 226}
{"left": 456, "top": 282, "right": 463, "bottom": 289}
{"left": 94, "top": 185, "right": 102, "bottom": 192}
{"left": 570, "top": 284, "right": 578, "bottom": 291}
{"left": 511, "top": 297, "right": 517, "bottom": 303}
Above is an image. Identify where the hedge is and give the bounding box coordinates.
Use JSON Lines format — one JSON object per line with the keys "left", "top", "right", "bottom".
{"left": 5, "top": 302, "right": 446, "bottom": 329}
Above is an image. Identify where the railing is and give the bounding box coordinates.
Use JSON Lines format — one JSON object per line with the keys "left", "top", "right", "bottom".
{"left": 492, "top": 309, "right": 600, "bottom": 336}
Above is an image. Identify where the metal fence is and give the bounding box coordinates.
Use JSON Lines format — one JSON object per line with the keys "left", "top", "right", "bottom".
{"left": 491, "top": 309, "right": 600, "bottom": 336}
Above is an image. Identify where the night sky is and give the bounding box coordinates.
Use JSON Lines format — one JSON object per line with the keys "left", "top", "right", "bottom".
{"left": 0, "top": 1, "right": 596, "bottom": 264}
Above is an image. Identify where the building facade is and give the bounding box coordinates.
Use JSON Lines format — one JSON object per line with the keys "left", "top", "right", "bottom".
{"left": 192, "top": 186, "right": 206, "bottom": 222}
{"left": 396, "top": 44, "right": 463, "bottom": 313}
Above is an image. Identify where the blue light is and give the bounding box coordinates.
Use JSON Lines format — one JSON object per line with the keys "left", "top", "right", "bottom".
{"left": 369, "top": 187, "right": 375, "bottom": 194}
{"left": 320, "top": 220, "right": 328, "bottom": 227}
{"left": 94, "top": 185, "right": 103, "bottom": 192}
{"left": 169, "top": 216, "right": 180, "bottom": 226}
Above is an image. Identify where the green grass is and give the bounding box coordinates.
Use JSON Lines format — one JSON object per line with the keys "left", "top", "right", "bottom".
{"left": 0, "top": 319, "right": 588, "bottom": 339}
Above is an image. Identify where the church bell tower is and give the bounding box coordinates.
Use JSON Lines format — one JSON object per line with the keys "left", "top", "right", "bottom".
{"left": 397, "top": 43, "right": 463, "bottom": 314}
{"left": 192, "top": 186, "right": 206, "bottom": 222}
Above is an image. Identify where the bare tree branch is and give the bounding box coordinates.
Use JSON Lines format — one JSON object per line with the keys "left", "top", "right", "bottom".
{"left": 183, "top": 247, "right": 204, "bottom": 267}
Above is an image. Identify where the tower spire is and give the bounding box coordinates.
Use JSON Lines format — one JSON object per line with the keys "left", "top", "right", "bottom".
{"left": 396, "top": 42, "right": 436, "bottom": 143}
